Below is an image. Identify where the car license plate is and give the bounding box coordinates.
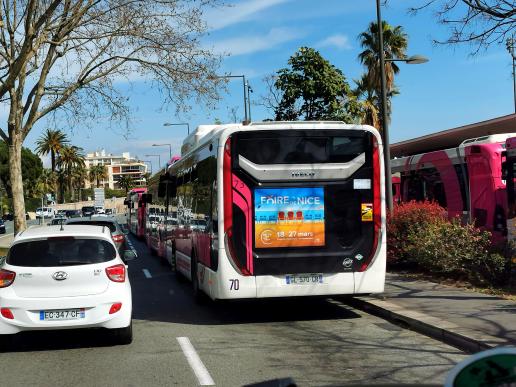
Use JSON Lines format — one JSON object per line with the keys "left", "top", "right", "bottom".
{"left": 285, "top": 273, "right": 323, "bottom": 285}
{"left": 39, "top": 308, "right": 85, "bottom": 321}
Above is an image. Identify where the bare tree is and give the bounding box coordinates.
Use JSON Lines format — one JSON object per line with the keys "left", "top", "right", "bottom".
{"left": 410, "top": 1, "right": 515, "bottom": 52}
{"left": 258, "top": 73, "right": 283, "bottom": 118}
{"left": 0, "top": 0, "right": 223, "bottom": 232}
{"left": 227, "top": 105, "right": 240, "bottom": 123}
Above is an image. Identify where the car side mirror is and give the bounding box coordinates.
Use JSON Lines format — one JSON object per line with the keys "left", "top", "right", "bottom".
{"left": 123, "top": 249, "right": 137, "bottom": 261}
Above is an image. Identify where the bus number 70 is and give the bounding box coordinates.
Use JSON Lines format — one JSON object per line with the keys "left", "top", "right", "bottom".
{"left": 229, "top": 279, "right": 239, "bottom": 290}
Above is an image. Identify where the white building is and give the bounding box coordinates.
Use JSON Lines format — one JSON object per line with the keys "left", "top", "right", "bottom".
{"left": 84, "top": 150, "right": 147, "bottom": 190}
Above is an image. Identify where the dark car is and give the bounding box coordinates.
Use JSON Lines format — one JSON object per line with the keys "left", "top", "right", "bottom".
{"left": 2, "top": 213, "right": 13, "bottom": 221}
{"left": 66, "top": 209, "right": 82, "bottom": 218}
{"left": 0, "top": 219, "right": 5, "bottom": 234}
{"left": 65, "top": 216, "right": 129, "bottom": 258}
{"left": 81, "top": 206, "right": 95, "bottom": 217}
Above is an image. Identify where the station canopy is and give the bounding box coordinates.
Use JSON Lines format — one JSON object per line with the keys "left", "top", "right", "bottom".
{"left": 390, "top": 114, "right": 516, "bottom": 158}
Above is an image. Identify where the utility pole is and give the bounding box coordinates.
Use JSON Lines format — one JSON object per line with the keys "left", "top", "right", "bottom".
{"left": 507, "top": 35, "right": 516, "bottom": 114}
{"left": 376, "top": 0, "right": 393, "bottom": 213}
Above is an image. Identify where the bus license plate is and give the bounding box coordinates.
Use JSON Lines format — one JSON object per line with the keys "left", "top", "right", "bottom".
{"left": 285, "top": 274, "right": 323, "bottom": 285}
{"left": 40, "top": 308, "right": 85, "bottom": 321}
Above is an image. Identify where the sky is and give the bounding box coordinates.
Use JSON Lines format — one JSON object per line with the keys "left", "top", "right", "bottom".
{"left": 21, "top": 0, "right": 515, "bottom": 170}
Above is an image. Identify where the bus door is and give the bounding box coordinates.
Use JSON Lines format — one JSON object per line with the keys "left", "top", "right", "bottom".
{"left": 225, "top": 129, "right": 382, "bottom": 288}
{"left": 466, "top": 143, "right": 506, "bottom": 242}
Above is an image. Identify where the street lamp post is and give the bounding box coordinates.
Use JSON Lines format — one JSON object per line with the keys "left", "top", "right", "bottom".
{"left": 212, "top": 74, "right": 249, "bottom": 124}
{"left": 163, "top": 122, "right": 190, "bottom": 135}
{"left": 246, "top": 80, "right": 253, "bottom": 121}
{"left": 145, "top": 154, "right": 161, "bottom": 171}
{"left": 143, "top": 160, "right": 153, "bottom": 175}
{"left": 376, "top": 0, "right": 428, "bottom": 213}
{"left": 152, "top": 143, "right": 172, "bottom": 160}
{"left": 507, "top": 35, "right": 516, "bottom": 114}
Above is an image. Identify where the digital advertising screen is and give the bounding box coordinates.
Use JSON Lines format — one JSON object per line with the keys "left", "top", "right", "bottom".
{"left": 254, "top": 187, "right": 325, "bottom": 249}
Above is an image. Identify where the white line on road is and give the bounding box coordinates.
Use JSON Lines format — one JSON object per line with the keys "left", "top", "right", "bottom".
{"left": 177, "top": 337, "right": 215, "bottom": 386}
{"left": 142, "top": 269, "right": 152, "bottom": 279}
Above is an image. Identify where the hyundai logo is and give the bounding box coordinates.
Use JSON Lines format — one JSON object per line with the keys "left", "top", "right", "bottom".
{"left": 52, "top": 271, "right": 68, "bottom": 281}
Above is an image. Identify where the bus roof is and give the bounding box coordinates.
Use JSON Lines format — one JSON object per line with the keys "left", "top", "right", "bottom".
{"left": 179, "top": 121, "right": 379, "bottom": 157}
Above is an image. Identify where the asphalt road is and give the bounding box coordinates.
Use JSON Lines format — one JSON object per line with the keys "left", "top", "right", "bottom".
{"left": 0, "top": 234, "right": 467, "bottom": 386}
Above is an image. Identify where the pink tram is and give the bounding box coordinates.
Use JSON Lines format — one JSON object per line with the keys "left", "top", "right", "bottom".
{"left": 391, "top": 134, "right": 515, "bottom": 243}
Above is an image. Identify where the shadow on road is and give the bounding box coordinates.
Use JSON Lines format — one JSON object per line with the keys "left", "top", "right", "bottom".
{"left": 0, "top": 328, "right": 126, "bottom": 353}
{"left": 127, "top": 236, "right": 363, "bottom": 326}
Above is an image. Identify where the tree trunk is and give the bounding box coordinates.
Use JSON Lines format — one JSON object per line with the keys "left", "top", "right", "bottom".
{"left": 8, "top": 134, "right": 27, "bottom": 233}
{"left": 69, "top": 177, "right": 75, "bottom": 202}
{"left": 51, "top": 149, "right": 55, "bottom": 172}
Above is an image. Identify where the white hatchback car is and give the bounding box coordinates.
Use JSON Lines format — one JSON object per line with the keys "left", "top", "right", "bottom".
{"left": 0, "top": 225, "right": 134, "bottom": 346}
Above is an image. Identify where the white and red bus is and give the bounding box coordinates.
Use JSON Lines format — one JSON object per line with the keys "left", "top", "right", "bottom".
{"left": 125, "top": 187, "right": 149, "bottom": 239}
{"left": 391, "top": 133, "right": 516, "bottom": 243}
{"left": 147, "top": 122, "right": 386, "bottom": 300}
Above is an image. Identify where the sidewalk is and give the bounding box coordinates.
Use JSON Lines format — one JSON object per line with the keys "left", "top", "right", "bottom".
{"left": 0, "top": 233, "right": 13, "bottom": 249}
{"left": 352, "top": 273, "right": 516, "bottom": 353}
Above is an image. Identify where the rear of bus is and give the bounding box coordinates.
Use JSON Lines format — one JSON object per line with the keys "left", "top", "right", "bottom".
{"left": 217, "top": 122, "right": 385, "bottom": 299}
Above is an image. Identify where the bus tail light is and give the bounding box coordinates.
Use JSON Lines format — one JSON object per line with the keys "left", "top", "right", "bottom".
{"left": 223, "top": 137, "right": 251, "bottom": 276}
{"left": 359, "top": 136, "right": 382, "bottom": 272}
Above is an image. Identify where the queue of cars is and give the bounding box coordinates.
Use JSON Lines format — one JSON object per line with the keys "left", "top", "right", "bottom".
{"left": 0, "top": 215, "right": 136, "bottom": 347}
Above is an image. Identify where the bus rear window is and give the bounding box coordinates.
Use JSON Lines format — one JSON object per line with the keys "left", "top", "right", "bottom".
{"left": 235, "top": 130, "right": 368, "bottom": 164}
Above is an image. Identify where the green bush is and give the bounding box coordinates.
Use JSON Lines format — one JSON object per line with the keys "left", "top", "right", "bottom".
{"left": 388, "top": 201, "right": 509, "bottom": 285}
{"left": 404, "top": 218, "right": 508, "bottom": 285}
{"left": 387, "top": 201, "right": 447, "bottom": 264}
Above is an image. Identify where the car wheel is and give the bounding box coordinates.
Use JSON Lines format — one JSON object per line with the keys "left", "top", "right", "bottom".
{"left": 113, "top": 321, "right": 133, "bottom": 345}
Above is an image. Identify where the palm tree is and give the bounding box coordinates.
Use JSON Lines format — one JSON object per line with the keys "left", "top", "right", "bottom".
{"left": 117, "top": 175, "right": 133, "bottom": 193}
{"left": 70, "top": 165, "right": 88, "bottom": 202}
{"left": 35, "top": 129, "right": 69, "bottom": 172}
{"left": 57, "top": 145, "right": 85, "bottom": 202}
{"left": 358, "top": 21, "right": 408, "bottom": 130}
{"left": 89, "top": 165, "right": 107, "bottom": 188}
{"left": 35, "top": 169, "right": 58, "bottom": 198}
{"left": 354, "top": 74, "right": 380, "bottom": 129}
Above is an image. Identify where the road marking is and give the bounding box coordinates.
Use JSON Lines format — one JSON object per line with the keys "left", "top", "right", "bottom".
{"left": 142, "top": 269, "right": 152, "bottom": 278}
{"left": 0, "top": 234, "right": 12, "bottom": 240}
{"left": 177, "top": 337, "right": 215, "bottom": 386}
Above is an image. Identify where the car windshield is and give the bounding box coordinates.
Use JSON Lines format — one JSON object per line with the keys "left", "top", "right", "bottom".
{"left": 7, "top": 238, "right": 116, "bottom": 267}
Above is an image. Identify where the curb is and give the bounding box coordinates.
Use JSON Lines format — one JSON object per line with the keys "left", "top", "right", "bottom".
{"left": 347, "top": 297, "right": 500, "bottom": 354}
